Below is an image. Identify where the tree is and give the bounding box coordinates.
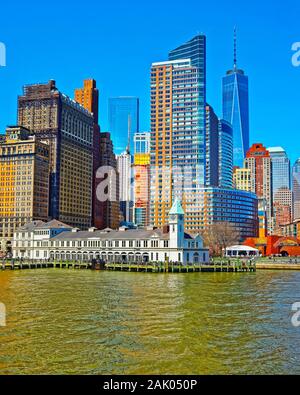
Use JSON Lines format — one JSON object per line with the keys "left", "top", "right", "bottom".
{"left": 202, "top": 222, "right": 240, "bottom": 257}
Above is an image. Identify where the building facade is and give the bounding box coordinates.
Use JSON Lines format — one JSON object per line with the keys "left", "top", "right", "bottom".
{"left": 150, "top": 58, "right": 205, "bottom": 229}
{"left": 0, "top": 126, "right": 50, "bottom": 252}
{"left": 133, "top": 132, "right": 151, "bottom": 227}
{"left": 97, "top": 132, "right": 120, "bottom": 230}
{"left": 108, "top": 97, "right": 139, "bottom": 155}
{"left": 134, "top": 132, "right": 150, "bottom": 155}
{"left": 117, "top": 150, "right": 133, "bottom": 223}
{"left": 74, "top": 79, "right": 99, "bottom": 124}
{"left": 12, "top": 200, "right": 210, "bottom": 265}
{"left": 205, "top": 105, "right": 219, "bottom": 186}
{"left": 273, "top": 187, "right": 293, "bottom": 233}
{"left": 133, "top": 153, "right": 150, "bottom": 227}
{"left": 233, "top": 167, "right": 252, "bottom": 191}
{"left": 222, "top": 30, "right": 249, "bottom": 167}
{"left": 218, "top": 119, "right": 233, "bottom": 189}
{"left": 190, "top": 187, "right": 258, "bottom": 239}
{"left": 74, "top": 79, "right": 101, "bottom": 228}
{"left": 292, "top": 158, "right": 300, "bottom": 220}
{"left": 245, "top": 144, "right": 272, "bottom": 232}
{"left": 17, "top": 80, "right": 94, "bottom": 229}
{"left": 280, "top": 219, "right": 300, "bottom": 239}
{"left": 268, "top": 147, "right": 291, "bottom": 200}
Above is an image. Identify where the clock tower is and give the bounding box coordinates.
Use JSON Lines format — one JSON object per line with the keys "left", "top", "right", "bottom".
{"left": 169, "top": 198, "right": 185, "bottom": 249}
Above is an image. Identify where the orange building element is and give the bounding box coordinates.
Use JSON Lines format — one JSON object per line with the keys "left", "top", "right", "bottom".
{"left": 244, "top": 236, "right": 300, "bottom": 257}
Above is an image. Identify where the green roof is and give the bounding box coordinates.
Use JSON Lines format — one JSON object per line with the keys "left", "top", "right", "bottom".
{"left": 169, "top": 198, "right": 185, "bottom": 215}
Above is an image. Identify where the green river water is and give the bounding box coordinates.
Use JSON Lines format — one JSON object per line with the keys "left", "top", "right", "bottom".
{"left": 0, "top": 269, "right": 300, "bottom": 374}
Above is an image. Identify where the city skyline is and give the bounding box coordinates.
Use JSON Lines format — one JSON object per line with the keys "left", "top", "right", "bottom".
{"left": 0, "top": 0, "right": 300, "bottom": 164}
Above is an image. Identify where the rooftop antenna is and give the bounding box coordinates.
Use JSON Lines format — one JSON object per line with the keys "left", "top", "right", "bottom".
{"left": 233, "top": 26, "right": 237, "bottom": 70}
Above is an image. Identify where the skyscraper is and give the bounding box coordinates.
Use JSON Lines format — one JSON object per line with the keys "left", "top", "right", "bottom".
{"left": 218, "top": 119, "right": 233, "bottom": 189}
{"left": 0, "top": 126, "right": 50, "bottom": 252}
{"left": 267, "top": 147, "right": 290, "bottom": 199}
{"left": 150, "top": 58, "right": 204, "bottom": 229}
{"left": 292, "top": 159, "right": 300, "bottom": 220}
{"left": 222, "top": 29, "right": 249, "bottom": 167}
{"left": 18, "top": 80, "right": 94, "bottom": 229}
{"left": 74, "top": 79, "right": 101, "bottom": 228}
{"left": 245, "top": 143, "right": 272, "bottom": 232}
{"left": 205, "top": 105, "right": 219, "bottom": 186}
{"left": 74, "top": 79, "right": 99, "bottom": 124}
{"left": 117, "top": 149, "right": 133, "bottom": 223}
{"left": 150, "top": 35, "right": 207, "bottom": 229}
{"left": 133, "top": 132, "right": 150, "bottom": 227}
{"left": 133, "top": 153, "right": 151, "bottom": 228}
{"left": 108, "top": 97, "right": 139, "bottom": 155}
{"left": 98, "top": 132, "right": 120, "bottom": 230}
{"left": 169, "top": 34, "right": 207, "bottom": 184}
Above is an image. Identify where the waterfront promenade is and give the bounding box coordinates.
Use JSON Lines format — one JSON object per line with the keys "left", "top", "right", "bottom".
{"left": 0, "top": 259, "right": 256, "bottom": 273}
{"left": 3, "top": 258, "right": 300, "bottom": 272}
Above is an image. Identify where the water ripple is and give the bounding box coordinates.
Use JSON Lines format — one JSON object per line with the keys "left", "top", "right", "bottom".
{"left": 0, "top": 270, "right": 300, "bottom": 374}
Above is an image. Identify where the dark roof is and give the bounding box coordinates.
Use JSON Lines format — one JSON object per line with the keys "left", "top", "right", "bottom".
{"left": 37, "top": 220, "right": 72, "bottom": 230}
{"left": 51, "top": 228, "right": 195, "bottom": 241}
{"left": 17, "top": 221, "right": 46, "bottom": 232}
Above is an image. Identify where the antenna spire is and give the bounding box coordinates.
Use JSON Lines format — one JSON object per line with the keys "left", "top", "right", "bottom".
{"left": 233, "top": 26, "right": 237, "bottom": 70}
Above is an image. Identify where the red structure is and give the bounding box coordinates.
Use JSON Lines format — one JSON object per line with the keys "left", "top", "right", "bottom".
{"left": 244, "top": 236, "right": 300, "bottom": 256}
{"left": 245, "top": 143, "right": 270, "bottom": 198}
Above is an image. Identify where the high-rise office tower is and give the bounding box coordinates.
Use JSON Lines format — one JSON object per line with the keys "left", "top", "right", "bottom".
{"left": 169, "top": 34, "right": 207, "bottom": 184}
{"left": 98, "top": 132, "right": 120, "bottom": 229}
{"left": 133, "top": 132, "right": 151, "bottom": 227}
{"left": 108, "top": 97, "right": 139, "bottom": 155}
{"left": 18, "top": 80, "right": 94, "bottom": 229}
{"left": 218, "top": 119, "right": 233, "bottom": 189}
{"left": 293, "top": 159, "right": 300, "bottom": 220}
{"left": 117, "top": 149, "right": 133, "bottom": 223}
{"left": 0, "top": 126, "right": 50, "bottom": 252}
{"left": 245, "top": 143, "right": 272, "bottom": 232}
{"left": 267, "top": 147, "right": 290, "bottom": 199}
{"left": 150, "top": 58, "right": 204, "bottom": 228}
{"left": 74, "top": 79, "right": 101, "bottom": 229}
{"left": 222, "top": 29, "right": 249, "bottom": 167}
{"left": 150, "top": 35, "right": 206, "bottom": 229}
{"left": 205, "top": 105, "right": 219, "bottom": 186}
{"left": 74, "top": 79, "right": 99, "bottom": 124}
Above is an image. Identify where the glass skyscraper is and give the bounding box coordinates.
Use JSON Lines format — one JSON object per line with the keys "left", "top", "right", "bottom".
{"left": 108, "top": 97, "right": 139, "bottom": 155}
{"left": 222, "top": 31, "right": 249, "bottom": 168}
{"left": 218, "top": 119, "right": 233, "bottom": 189}
{"left": 268, "top": 147, "right": 291, "bottom": 199}
{"left": 150, "top": 35, "right": 207, "bottom": 229}
{"left": 169, "top": 34, "right": 206, "bottom": 186}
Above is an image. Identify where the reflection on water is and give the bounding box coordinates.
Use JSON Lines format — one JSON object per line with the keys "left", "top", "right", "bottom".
{"left": 0, "top": 269, "right": 300, "bottom": 374}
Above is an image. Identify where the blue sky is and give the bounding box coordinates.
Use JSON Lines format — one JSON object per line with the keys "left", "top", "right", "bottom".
{"left": 0, "top": 0, "right": 299, "bottom": 163}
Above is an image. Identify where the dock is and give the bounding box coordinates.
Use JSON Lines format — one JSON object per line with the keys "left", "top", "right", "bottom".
{"left": 0, "top": 261, "right": 92, "bottom": 270}
{"left": 0, "top": 259, "right": 256, "bottom": 273}
{"left": 105, "top": 260, "right": 256, "bottom": 273}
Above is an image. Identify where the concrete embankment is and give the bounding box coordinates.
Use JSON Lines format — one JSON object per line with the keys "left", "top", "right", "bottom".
{"left": 256, "top": 262, "right": 300, "bottom": 270}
